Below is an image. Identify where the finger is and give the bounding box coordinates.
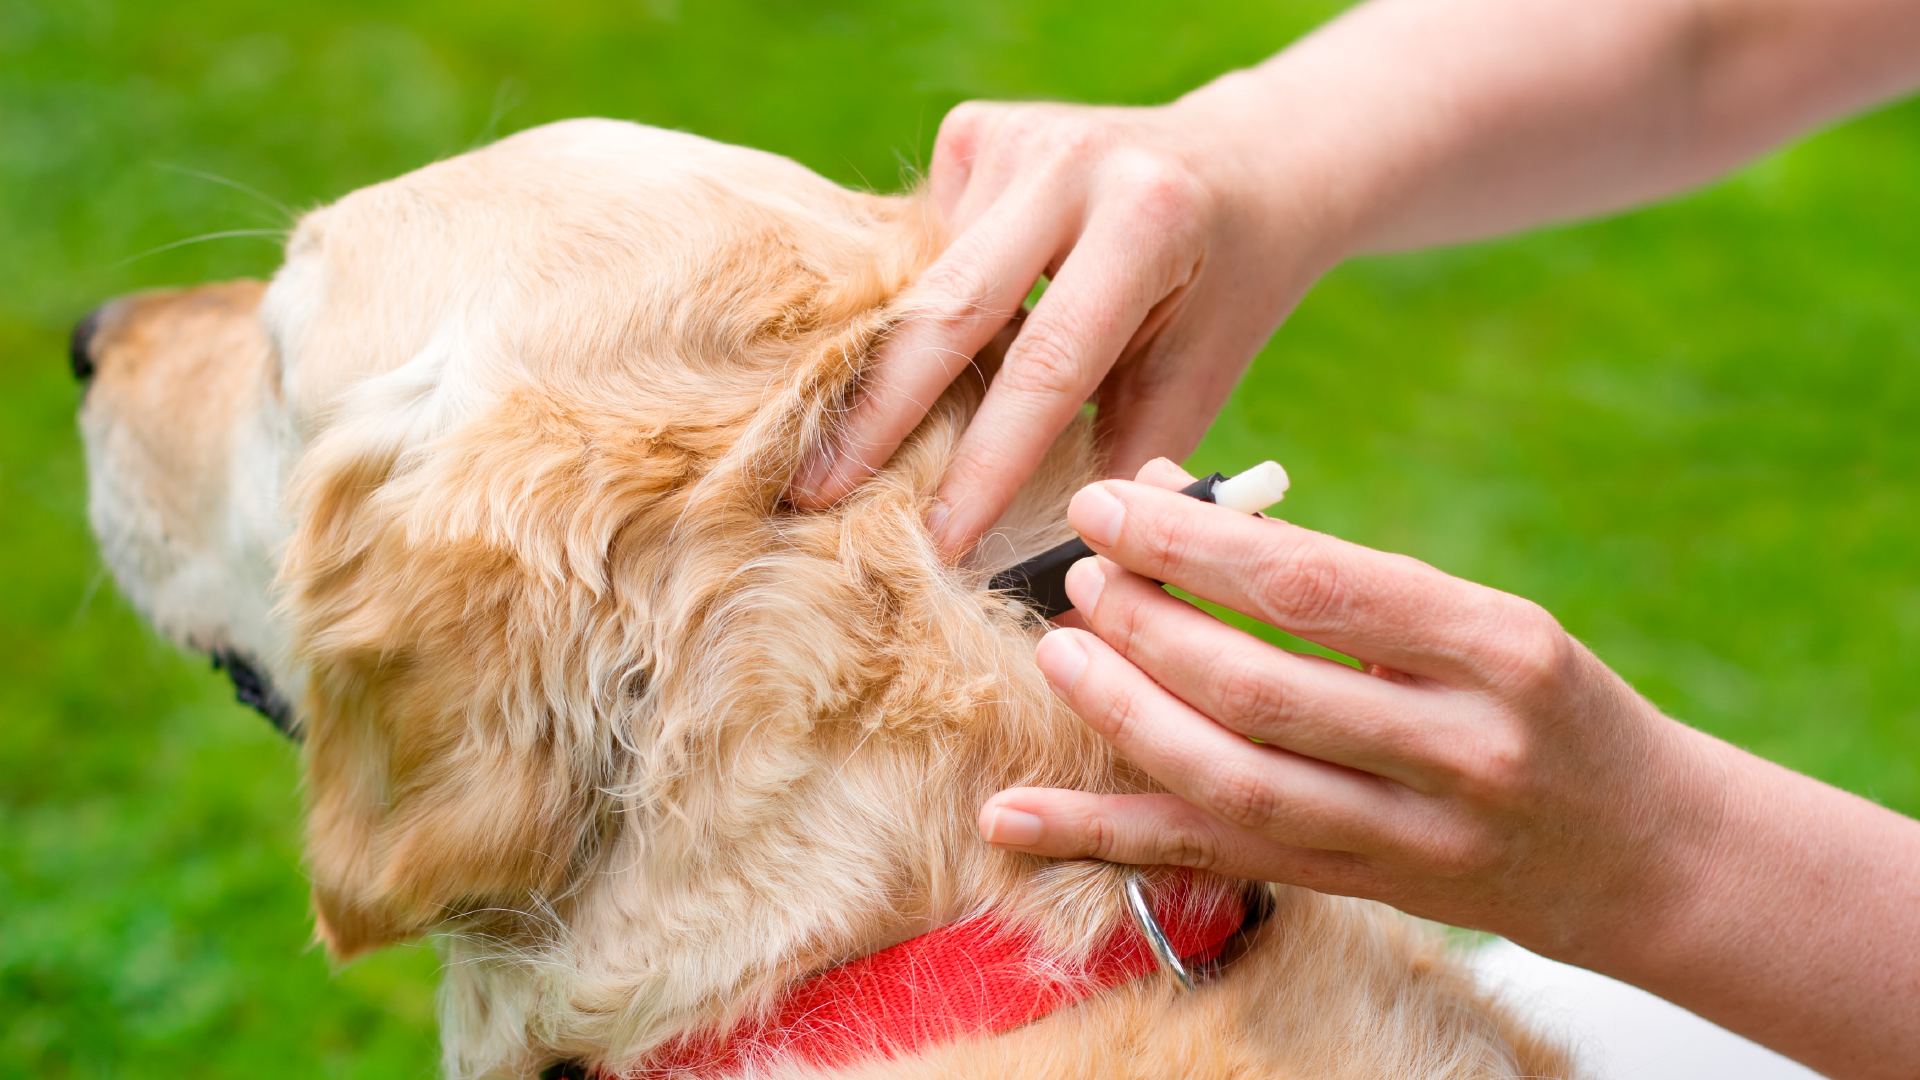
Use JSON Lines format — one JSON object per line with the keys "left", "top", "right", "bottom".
{"left": 1131, "top": 456, "right": 1195, "bottom": 489}
{"left": 979, "top": 789, "right": 1378, "bottom": 891}
{"left": 1092, "top": 265, "right": 1294, "bottom": 483}
{"left": 1094, "top": 345, "right": 1247, "bottom": 487}
{"left": 1051, "top": 607, "right": 1090, "bottom": 632}
{"left": 930, "top": 200, "right": 1204, "bottom": 553}
{"left": 1064, "top": 556, "right": 1470, "bottom": 793}
{"left": 927, "top": 101, "right": 1008, "bottom": 225}
{"left": 968, "top": 307, "right": 1024, "bottom": 385}
{"left": 790, "top": 190, "right": 1074, "bottom": 508}
{"left": 1065, "top": 480, "right": 1551, "bottom": 686}
{"left": 1033, "top": 627, "right": 1414, "bottom": 854}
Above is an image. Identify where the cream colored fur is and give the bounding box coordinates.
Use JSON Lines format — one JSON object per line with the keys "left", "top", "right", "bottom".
{"left": 78, "top": 119, "right": 1577, "bottom": 1080}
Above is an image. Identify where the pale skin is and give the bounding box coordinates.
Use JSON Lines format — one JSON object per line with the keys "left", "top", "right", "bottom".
{"left": 784, "top": 0, "right": 1920, "bottom": 1075}
{"left": 991, "top": 459, "right": 1920, "bottom": 1079}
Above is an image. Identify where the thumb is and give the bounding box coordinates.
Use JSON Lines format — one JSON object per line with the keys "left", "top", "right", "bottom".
{"left": 1131, "top": 456, "right": 1198, "bottom": 489}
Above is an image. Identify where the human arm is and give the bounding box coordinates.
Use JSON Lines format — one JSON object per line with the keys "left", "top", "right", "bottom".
{"left": 791, "top": 0, "right": 1920, "bottom": 555}
{"left": 978, "top": 460, "right": 1920, "bottom": 1080}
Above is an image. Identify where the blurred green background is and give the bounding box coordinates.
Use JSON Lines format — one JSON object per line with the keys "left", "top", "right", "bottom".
{"left": 2, "top": 0, "right": 1915, "bottom": 1075}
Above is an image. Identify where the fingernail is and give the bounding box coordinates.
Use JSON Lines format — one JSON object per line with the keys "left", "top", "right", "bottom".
{"left": 1063, "top": 556, "right": 1104, "bottom": 614}
{"left": 794, "top": 449, "right": 835, "bottom": 500}
{"left": 1070, "top": 483, "right": 1125, "bottom": 547}
{"left": 982, "top": 806, "right": 1044, "bottom": 846}
{"left": 926, "top": 498, "right": 951, "bottom": 541}
{"left": 823, "top": 456, "right": 872, "bottom": 501}
{"left": 1034, "top": 629, "right": 1090, "bottom": 694}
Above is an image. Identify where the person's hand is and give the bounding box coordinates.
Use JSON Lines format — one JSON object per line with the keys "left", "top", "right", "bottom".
{"left": 979, "top": 458, "right": 1731, "bottom": 964}
{"left": 789, "top": 0, "right": 1920, "bottom": 563}
{"left": 973, "top": 461, "right": 1920, "bottom": 1080}
{"left": 789, "top": 97, "right": 1338, "bottom": 557}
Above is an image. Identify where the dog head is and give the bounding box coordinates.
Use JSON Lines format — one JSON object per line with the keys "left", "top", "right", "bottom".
{"left": 78, "top": 278, "right": 298, "bottom": 726}
{"left": 80, "top": 120, "right": 1141, "bottom": 1072}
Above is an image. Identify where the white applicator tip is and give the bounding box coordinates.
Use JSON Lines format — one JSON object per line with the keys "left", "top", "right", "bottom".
{"left": 1212, "top": 460, "right": 1290, "bottom": 514}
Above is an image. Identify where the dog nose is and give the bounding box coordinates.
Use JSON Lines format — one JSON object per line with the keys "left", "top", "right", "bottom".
{"left": 70, "top": 306, "right": 103, "bottom": 382}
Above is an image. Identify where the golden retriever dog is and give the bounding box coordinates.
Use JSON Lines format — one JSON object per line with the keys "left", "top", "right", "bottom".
{"left": 75, "top": 119, "right": 1575, "bottom": 1080}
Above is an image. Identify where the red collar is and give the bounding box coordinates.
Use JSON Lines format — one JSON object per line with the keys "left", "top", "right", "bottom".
{"left": 606, "top": 874, "right": 1247, "bottom": 1079}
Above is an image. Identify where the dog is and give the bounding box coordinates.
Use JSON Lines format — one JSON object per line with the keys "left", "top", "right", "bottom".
{"left": 75, "top": 119, "right": 1576, "bottom": 1079}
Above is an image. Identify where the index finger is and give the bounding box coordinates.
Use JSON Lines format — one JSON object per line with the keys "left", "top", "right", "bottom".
{"left": 926, "top": 206, "right": 1204, "bottom": 553}
{"left": 789, "top": 192, "right": 1067, "bottom": 509}
{"left": 1066, "top": 479, "right": 1549, "bottom": 686}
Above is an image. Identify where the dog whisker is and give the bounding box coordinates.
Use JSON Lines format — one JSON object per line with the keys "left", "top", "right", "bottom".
{"left": 152, "top": 162, "right": 298, "bottom": 222}
{"left": 114, "top": 228, "right": 288, "bottom": 267}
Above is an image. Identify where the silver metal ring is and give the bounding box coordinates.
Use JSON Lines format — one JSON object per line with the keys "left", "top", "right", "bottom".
{"left": 1123, "top": 876, "right": 1194, "bottom": 993}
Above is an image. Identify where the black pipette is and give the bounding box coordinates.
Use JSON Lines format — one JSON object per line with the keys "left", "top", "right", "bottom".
{"left": 989, "top": 461, "right": 1290, "bottom": 619}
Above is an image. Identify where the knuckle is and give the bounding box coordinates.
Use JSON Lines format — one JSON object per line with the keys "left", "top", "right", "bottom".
{"left": 1099, "top": 578, "right": 1152, "bottom": 653}
{"left": 947, "top": 101, "right": 1051, "bottom": 159}
{"left": 1034, "top": 110, "right": 1111, "bottom": 159}
{"left": 1419, "top": 822, "right": 1504, "bottom": 879}
{"left": 1250, "top": 538, "right": 1350, "bottom": 629}
{"left": 1124, "top": 497, "right": 1197, "bottom": 578}
{"left": 1114, "top": 155, "right": 1209, "bottom": 231}
{"left": 1197, "top": 761, "right": 1283, "bottom": 832}
{"left": 1208, "top": 652, "right": 1289, "bottom": 728}
{"left": 911, "top": 256, "right": 999, "bottom": 321}
{"left": 1447, "top": 727, "right": 1535, "bottom": 805}
{"left": 933, "top": 104, "right": 985, "bottom": 158}
{"left": 1001, "top": 108, "right": 1129, "bottom": 185}
{"left": 1155, "top": 819, "right": 1220, "bottom": 871}
{"left": 1082, "top": 811, "right": 1121, "bottom": 861}
{"left": 1487, "top": 601, "right": 1575, "bottom": 696}
{"left": 940, "top": 99, "right": 993, "bottom": 135}
{"left": 1097, "top": 681, "right": 1154, "bottom": 746}
{"left": 972, "top": 105, "right": 1095, "bottom": 165}
{"left": 999, "top": 319, "right": 1086, "bottom": 398}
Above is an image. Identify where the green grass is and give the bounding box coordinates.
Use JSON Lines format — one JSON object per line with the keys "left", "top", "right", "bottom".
{"left": 2, "top": 0, "right": 1915, "bottom": 1075}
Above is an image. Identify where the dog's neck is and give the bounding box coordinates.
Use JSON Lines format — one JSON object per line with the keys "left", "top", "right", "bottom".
{"left": 432, "top": 425, "right": 1173, "bottom": 1077}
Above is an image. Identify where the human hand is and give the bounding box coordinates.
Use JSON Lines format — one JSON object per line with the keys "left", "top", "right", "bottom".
{"left": 977, "top": 459, "right": 1729, "bottom": 966}
{"left": 975, "top": 460, "right": 1920, "bottom": 1078}
{"left": 790, "top": 0, "right": 1920, "bottom": 561}
{"left": 789, "top": 97, "right": 1339, "bottom": 557}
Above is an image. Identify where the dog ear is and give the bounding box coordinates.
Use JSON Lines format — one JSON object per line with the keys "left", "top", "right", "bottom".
{"left": 299, "top": 651, "right": 613, "bottom": 958}
{"left": 284, "top": 390, "right": 698, "bottom": 958}
{"left": 277, "top": 185, "right": 937, "bottom": 959}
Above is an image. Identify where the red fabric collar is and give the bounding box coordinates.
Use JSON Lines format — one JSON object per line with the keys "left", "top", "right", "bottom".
{"left": 609, "top": 876, "right": 1246, "bottom": 1079}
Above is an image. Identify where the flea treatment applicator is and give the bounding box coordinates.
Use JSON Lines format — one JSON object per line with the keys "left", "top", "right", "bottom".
{"left": 990, "top": 460, "right": 1290, "bottom": 619}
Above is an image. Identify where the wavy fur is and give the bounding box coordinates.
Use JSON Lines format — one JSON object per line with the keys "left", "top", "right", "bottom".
{"left": 78, "top": 119, "right": 1576, "bottom": 1080}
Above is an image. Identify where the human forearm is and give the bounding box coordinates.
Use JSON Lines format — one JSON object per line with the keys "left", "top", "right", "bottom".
{"left": 1180, "top": 0, "right": 1920, "bottom": 255}
{"left": 794, "top": 0, "right": 1920, "bottom": 554}
{"left": 1613, "top": 730, "right": 1920, "bottom": 1080}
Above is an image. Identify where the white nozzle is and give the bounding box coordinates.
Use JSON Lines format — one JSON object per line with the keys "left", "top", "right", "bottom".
{"left": 1213, "top": 460, "right": 1290, "bottom": 514}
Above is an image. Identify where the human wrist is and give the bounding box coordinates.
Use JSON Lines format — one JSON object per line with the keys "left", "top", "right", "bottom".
{"left": 1570, "top": 719, "right": 1747, "bottom": 982}
{"left": 1162, "top": 67, "right": 1367, "bottom": 276}
{"left": 1581, "top": 728, "right": 1920, "bottom": 1077}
